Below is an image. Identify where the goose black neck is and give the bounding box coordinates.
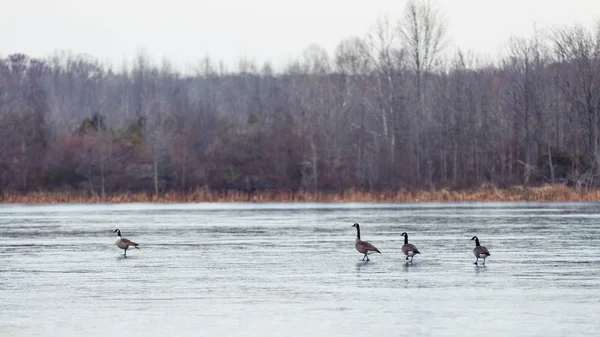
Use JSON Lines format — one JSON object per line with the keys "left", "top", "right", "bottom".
{"left": 355, "top": 225, "right": 361, "bottom": 239}
{"left": 404, "top": 234, "right": 408, "bottom": 245}
{"left": 117, "top": 230, "right": 121, "bottom": 237}
{"left": 474, "top": 238, "right": 480, "bottom": 246}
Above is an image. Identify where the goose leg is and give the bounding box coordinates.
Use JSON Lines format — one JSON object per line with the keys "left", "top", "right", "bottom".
{"left": 361, "top": 254, "right": 366, "bottom": 261}
{"left": 124, "top": 249, "right": 127, "bottom": 258}
{"left": 405, "top": 256, "right": 409, "bottom": 260}
{"left": 482, "top": 258, "right": 486, "bottom": 266}
{"left": 474, "top": 257, "right": 478, "bottom": 265}
{"left": 365, "top": 255, "right": 370, "bottom": 262}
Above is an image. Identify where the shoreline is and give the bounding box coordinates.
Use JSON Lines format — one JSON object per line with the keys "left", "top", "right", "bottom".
{"left": 1, "top": 184, "right": 600, "bottom": 203}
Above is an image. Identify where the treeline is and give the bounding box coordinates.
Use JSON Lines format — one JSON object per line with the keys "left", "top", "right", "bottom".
{"left": 1, "top": 1, "right": 600, "bottom": 197}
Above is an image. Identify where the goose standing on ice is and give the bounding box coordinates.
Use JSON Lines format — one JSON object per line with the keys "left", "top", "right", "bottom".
{"left": 471, "top": 236, "right": 490, "bottom": 265}
{"left": 400, "top": 232, "right": 420, "bottom": 262}
{"left": 114, "top": 229, "right": 139, "bottom": 257}
{"left": 352, "top": 223, "right": 381, "bottom": 261}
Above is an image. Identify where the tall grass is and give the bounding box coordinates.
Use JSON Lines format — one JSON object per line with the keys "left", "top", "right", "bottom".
{"left": 2, "top": 184, "right": 600, "bottom": 203}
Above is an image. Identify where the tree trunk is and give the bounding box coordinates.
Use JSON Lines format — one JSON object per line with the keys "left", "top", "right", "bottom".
{"left": 415, "top": 69, "right": 422, "bottom": 181}
{"left": 20, "top": 139, "right": 28, "bottom": 192}
{"left": 88, "top": 168, "right": 94, "bottom": 195}
{"left": 153, "top": 155, "right": 159, "bottom": 196}
{"left": 100, "top": 139, "right": 106, "bottom": 200}
{"left": 547, "top": 145, "right": 555, "bottom": 184}
{"left": 452, "top": 140, "right": 458, "bottom": 185}
{"left": 100, "top": 159, "right": 105, "bottom": 199}
{"left": 590, "top": 93, "right": 599, "bottom": 178}
{"left": 311, "top": 136, "right": 318, "bottom": 191}
{"left": 182, "top": 152, "right": 187, "bottom": 191}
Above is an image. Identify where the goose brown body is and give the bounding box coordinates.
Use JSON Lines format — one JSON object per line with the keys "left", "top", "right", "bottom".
{"left": 355, "top": 238, "right": 380, "bottom": 255}
{"left": 401, "top": 243, "right": 420, "bottom": 256}
{"left": 352, "top": 223, "right": 380, "bottom": 261}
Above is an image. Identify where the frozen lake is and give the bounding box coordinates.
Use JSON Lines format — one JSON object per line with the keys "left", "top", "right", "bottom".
{"left": 1, "top": 202, "right": 599, "bottom": 336}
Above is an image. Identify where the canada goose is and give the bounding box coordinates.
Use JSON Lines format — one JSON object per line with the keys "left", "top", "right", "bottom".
{"left": 471, "top": 236, "right": 490, "bottom": 265}
{"left": 400, "top": 232, "right": 420, "bottom": 262}
{"left": 114, "top": 229, "right": 139, "bottom": 257}
{"left": 352, "top": 223, "right": 381, "bottom": 261}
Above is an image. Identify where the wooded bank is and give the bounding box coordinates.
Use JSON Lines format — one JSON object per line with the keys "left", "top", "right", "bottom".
{"left": 2, "top": 2, "right": 600, "bottom": 199}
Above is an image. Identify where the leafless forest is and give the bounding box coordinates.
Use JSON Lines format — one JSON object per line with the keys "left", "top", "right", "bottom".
{"left": 1, "top": 1, "right": 600, "bottom": 198}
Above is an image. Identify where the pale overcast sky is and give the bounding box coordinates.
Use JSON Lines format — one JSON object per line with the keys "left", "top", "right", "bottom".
{"left": 0, "top": 0, "right": 598, "bottom": 70}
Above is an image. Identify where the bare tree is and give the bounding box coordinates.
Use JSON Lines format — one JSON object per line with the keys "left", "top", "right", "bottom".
{"left": 334, "top": 37, "right": 378, "bottom": 187}
{"left": 365, "top": 15, "right": 405, "bottom": 180}
{"left": 551, "top": 22, "right": 600, "bottom": 183}
{"left": 398, "top": 0, "right": 447, "bottom": 181}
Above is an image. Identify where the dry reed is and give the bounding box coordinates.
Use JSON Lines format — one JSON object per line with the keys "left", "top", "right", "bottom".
{"left": 2, "top": 184, "right": 600, "bottom": 204}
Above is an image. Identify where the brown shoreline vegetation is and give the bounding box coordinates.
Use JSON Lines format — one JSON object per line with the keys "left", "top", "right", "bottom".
{"left": 2, "top": 184, "right": 600, "bottom": 204}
